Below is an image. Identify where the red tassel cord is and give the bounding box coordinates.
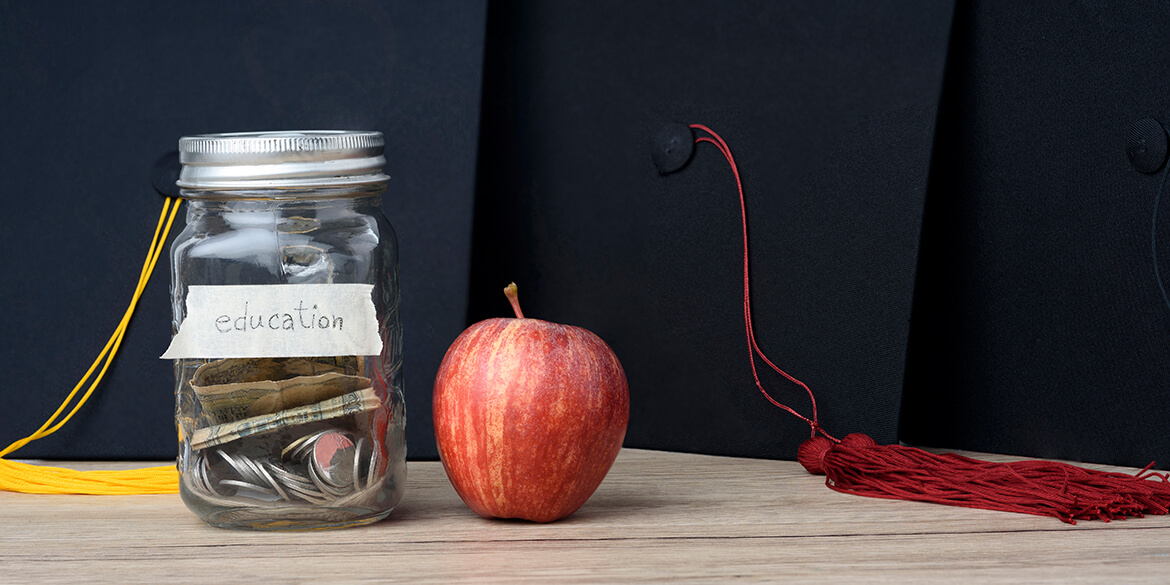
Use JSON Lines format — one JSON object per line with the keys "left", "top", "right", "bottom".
{"left": 691, "top": 123, "right": 1170, "bottom": 523}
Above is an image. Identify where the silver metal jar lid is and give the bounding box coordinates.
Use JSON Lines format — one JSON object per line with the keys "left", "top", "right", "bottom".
{"left": 177, "top": 130, "right": 389, "bottom": 190}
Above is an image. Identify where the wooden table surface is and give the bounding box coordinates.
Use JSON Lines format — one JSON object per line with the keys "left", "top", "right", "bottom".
{"left": 2, "top": 448, "right": 1168, "bottom": 584}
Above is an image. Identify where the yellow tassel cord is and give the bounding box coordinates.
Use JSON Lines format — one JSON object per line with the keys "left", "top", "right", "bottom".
{"left": 0, "top": 198, "right": 183, "bottom": 494}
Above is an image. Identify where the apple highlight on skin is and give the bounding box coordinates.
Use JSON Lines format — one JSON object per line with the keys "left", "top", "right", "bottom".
{"left": 433, "top": 283, "right": 630, "bottom": 522}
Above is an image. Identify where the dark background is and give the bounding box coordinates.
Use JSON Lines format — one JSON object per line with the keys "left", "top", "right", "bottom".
{"left": 900, "top": 0, "right": 1170, "bottom": 469}
{"left": 2, "top": 1, "right": 1169, "bottom": 469}
{"left": 0, "top": 1, "right": 487, "bottom": 459}
{"left": 467, "top": 0, "right": 953, "bottom": 458}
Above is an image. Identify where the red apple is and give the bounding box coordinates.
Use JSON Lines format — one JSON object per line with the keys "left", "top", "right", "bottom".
{"left": 432, "top": 283, "right": 630, "bottom": 522}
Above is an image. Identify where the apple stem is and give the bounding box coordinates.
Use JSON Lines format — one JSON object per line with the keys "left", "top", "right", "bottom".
{"left": 504, "top": 282, "right": 525, "bottom": 319}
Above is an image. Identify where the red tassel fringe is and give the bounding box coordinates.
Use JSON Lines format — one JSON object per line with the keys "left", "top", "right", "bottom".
{"left": 689, "top": 124, "right": 1170, "bottom": 525}
{"left": 798, "top": 433, "right": 1170, "bottom": 524}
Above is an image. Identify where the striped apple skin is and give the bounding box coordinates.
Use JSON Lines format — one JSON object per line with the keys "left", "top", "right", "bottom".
{"left": 432, "top": 317, "right": 630, "bottom": 522}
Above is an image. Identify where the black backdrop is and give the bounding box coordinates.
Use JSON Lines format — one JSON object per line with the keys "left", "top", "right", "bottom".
{"left": 0, "top": 1, "right": 487, "bottom": 459}
{"left": 3, "top": 1, "right": 1169, "bottom": 469}
{"left": 467, "top": 0, "right": 953, "bottom": 459}
{"left": 900, "top": 0, "right": 1170, "bottom": 469}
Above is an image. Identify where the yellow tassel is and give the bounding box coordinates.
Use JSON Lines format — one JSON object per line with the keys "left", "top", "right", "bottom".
{"left": 0, "top": 198, "right": 183, "bottom": 495}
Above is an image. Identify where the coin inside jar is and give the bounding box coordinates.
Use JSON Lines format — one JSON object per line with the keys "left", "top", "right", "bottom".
{"left": 283, "top": 429, "right": 331, "bottom": 462}
{"left": 312, "top": 431, "right": 356, "bottom": 489}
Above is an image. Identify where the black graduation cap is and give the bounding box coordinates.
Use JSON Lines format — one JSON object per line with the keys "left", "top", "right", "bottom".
{"left": 0, "top": 3, "right": 486, "bottom": 459}
{"left": 901, "top": 2, "right": 1170, "bottom": 469}
{"left": 468, "top": 0, "right": 954, "bottom": 460}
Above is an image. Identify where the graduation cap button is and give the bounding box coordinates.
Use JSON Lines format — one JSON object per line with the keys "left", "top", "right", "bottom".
{"left": 1127, "top": 117, "right": 1168, "bottom": 174}
{"left": 652, "top": 123, "right": 695, "bottom": 175}
{"left": 152, "top": 150, "right": 182, "bottom": 198}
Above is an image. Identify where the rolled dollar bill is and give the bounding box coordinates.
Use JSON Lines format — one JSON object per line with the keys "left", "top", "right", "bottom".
{"left": 192, "top": 357, "right": 364, "bottom": 424}
{"left": 190, "top": 386, "right": 381, "bottom": 450}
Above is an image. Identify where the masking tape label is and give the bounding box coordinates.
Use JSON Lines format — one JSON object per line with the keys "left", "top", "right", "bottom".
{"left": 161, "top": 284, "right": 383, "bottom": 359}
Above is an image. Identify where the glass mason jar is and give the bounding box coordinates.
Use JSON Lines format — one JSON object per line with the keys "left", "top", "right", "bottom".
{"left": 164, "top": 131, "right": 406, "bottom": 530}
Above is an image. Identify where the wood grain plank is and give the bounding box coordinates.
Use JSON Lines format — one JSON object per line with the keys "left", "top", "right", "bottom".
{"left": 1, "top": 449, "right": 1168, "bottom": 584}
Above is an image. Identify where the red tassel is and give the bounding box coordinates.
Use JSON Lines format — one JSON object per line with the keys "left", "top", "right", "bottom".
{"left": 691, "top": 124, "right": 1170, "bottom": 524}
{"left": 798, "top": 433, "right": 1170, "bottom": 524}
